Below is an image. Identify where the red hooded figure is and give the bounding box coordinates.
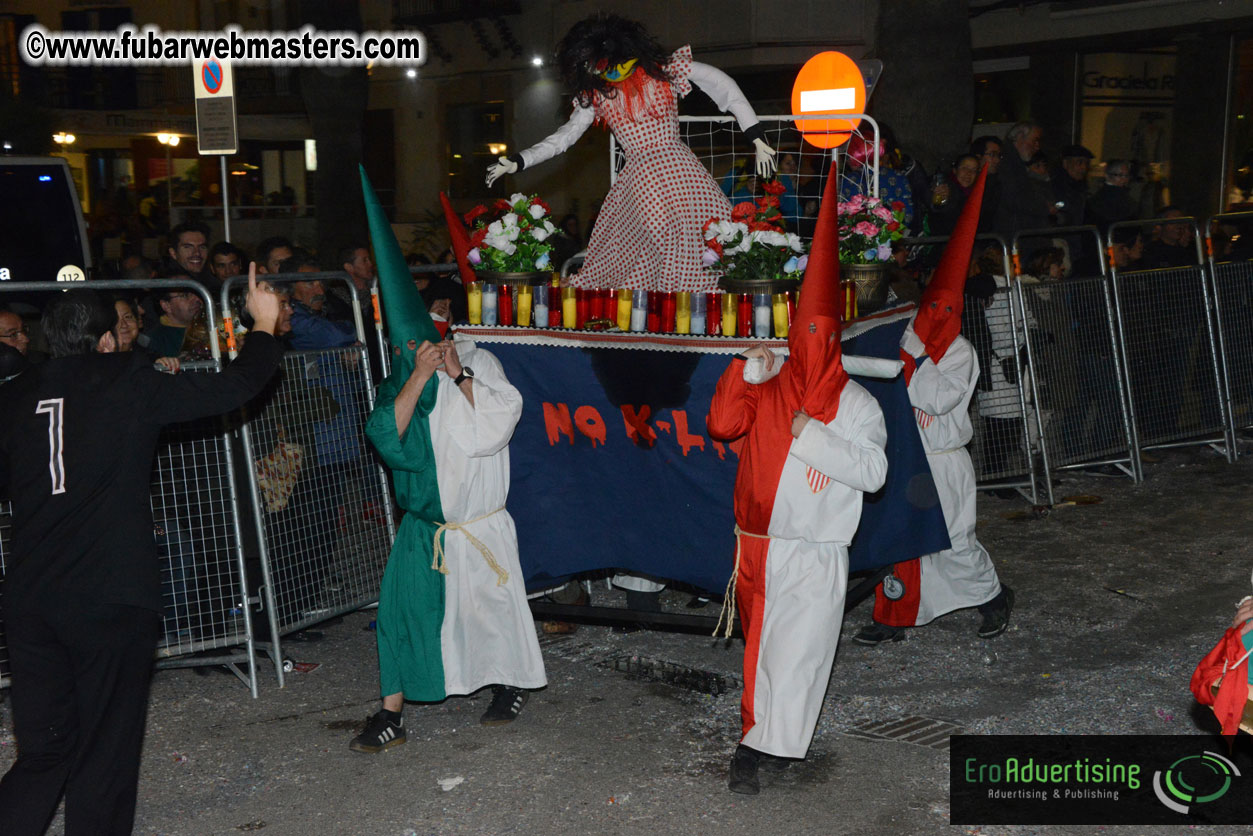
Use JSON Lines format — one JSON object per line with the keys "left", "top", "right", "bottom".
{"left": 707, "top": 166, "right": 887, "bottom": 794}
{"left": 858, "top": 162, "right": 1014, "bottom": 646}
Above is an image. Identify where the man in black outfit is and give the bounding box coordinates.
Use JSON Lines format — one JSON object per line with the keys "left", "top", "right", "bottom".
{"left": 0, "top": 266, "right": 282, "bottom": 836}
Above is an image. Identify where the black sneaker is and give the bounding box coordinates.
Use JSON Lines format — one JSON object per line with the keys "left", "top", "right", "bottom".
{"left": 349, "top": 711, "right": 406, "bottom": 754}
{"left": 977, "top": 586, "right": 1015, "bottom": 639}
{"left": 728, "top": 745, "right": 761, "bottom": 795}
{"left": 480, "top": 686, "right": 528, "bottom": 726}
{"left": 852, "top": 621, "right": 904, "bottom": 646}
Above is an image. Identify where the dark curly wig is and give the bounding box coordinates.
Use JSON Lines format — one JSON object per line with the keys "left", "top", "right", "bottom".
{"left": 556, "top": 14, "right": 671, "bottom": 108}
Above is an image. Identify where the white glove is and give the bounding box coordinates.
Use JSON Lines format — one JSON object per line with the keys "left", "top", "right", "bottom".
{"left": 753, "top": 138, "right": 777, "bottom": 178}
{"left": 901, "top": 326, "right": 926, "bottom": 358}
{"left": 485, "top": 155, "right": 518, "bottom": 188}
{"left": 743, "top": 352, "right": 782, "bottom": 384}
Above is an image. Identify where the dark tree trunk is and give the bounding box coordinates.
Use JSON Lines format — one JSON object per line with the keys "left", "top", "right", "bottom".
{"left": 297, "top": 0, "right": 369, "bottom": 262}
{"left": 870, "top": 0, "right": 973, "bottom": 175}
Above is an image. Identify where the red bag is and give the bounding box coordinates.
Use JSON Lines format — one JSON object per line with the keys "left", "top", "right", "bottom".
{"left": 1190, "top": 626, "right": 1251, "bottom": 738}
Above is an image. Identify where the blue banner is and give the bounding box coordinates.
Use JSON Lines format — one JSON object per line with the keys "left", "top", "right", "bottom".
{"left": 470, "top": 319, "right": 949, "bottom": 594}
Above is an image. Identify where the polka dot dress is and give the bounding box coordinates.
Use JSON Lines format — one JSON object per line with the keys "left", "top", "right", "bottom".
{"left": 572, "top": 46, "right": 732, "bottom": 293}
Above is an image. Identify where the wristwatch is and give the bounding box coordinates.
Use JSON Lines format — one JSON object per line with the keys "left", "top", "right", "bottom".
{"left": 453, "top": 366, "right": 474, "bottom": 386}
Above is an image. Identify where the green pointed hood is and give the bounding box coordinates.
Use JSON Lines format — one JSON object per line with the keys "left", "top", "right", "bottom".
{"left": 360, "top": 165, "right": 441, "bottom": 376}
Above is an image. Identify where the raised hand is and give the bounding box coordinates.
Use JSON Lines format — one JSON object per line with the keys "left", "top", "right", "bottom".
{"left": 485, "top": 155, "right": 518, "bottom": 188}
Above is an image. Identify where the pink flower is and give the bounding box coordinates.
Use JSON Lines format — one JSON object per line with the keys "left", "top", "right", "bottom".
{"left": 701, "top": 248, "right": 721, "bottom": 267}
{"left": 872, "top": 205, "right": 893, "bottom": 222}
{"left": 852, "top": 221, "right": 880, "bottom": 237}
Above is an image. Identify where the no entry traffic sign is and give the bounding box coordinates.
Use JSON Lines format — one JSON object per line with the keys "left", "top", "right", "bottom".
{"left": 791, "top": 51, "right": 866, "bottom": 149}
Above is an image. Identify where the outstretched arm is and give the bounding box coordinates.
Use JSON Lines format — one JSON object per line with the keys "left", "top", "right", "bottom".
{"left": 485, "top": 104, "right": 596, "bottom": 186}
{"left": 688, "top": 62, "right": 776, "bottom": 177}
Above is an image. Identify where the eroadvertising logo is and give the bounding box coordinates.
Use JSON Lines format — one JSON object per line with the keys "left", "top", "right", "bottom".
{"left": 950, "top": 736, "right": 1253, "bottom": 825}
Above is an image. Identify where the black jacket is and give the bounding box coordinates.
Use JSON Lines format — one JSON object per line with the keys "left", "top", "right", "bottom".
{"left": 0, "top": 334, "right": 282, "bottom": 613}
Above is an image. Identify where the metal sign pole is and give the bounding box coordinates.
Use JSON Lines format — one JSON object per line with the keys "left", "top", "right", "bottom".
{"left": 220, "top": 156, "right": 231, "bottom": 243}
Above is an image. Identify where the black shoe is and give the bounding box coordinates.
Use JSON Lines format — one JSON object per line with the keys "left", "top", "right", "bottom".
{"left": 480, "top": 686, "right": 529, "bottom": 726}
{"left": 349, "top": 710, "right": 406, "bottom": 754}
{"left": 977, "top": 586, "right": 1015, "bottom": 638}
{"left": 728, "top": 745, "right": 761, "bottom": 795}
{"left": 852, "top": 622, "right": 904, "bottom": 646}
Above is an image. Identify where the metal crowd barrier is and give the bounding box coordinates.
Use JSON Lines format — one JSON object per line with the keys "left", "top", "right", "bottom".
{"left": 0, "top": 279, "right": 265, "bottom": 696}
{"left": 902, "top": 234, "right": 1047, "bottom": 504}
{"left": 1107, "top": 218, "right": 1234, "bottom": 469}
{"left": 221, "top": 271, "right": 396, "bottom": 688}
{"left": 1207, "top": 212, "right": 1253, "bottom": 440}
{"left": 1012, "top": 227, "right": 1137, "bottom": 481}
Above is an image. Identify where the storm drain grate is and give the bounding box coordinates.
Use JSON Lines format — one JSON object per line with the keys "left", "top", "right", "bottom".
{"left": 598, "top": 653, "right": 740, "bottom": 697}
{"left": 844, "top": 715, "right": 963, "bottom": 750}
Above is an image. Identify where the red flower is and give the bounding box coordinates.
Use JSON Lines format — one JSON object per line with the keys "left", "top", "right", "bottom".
{"left": 891, "top": 200, "right": 905, "bottom": 212}
{"left": 494, "top": 198, "right": 512, "bottom": 211}
{"left": 731, "top": 202, "right": 756, "bottom": 222}
{"left": 708, "top": 238, "right": 723, "bottom": 256}
{"left": 531, "top": 196, "right": 551, "bottom": 215}
{"left": 756, "top": 195, "right": 781, "bottom": 211}
{"left": 887, "top": 221, "right": 900, "bottom": 232}
{"left": 762, "top": 179, "right": 786, "bottom": 196}
{"left": 470, "top": 227, "right": 488, "bottom": 248}
{"left": 748, "top": 220, "right": 781, "bottom": 233}
{"left": 463, "top": 204, "right": 489, "bottom": 226}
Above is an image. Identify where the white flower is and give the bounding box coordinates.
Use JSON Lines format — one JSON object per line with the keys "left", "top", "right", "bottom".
{"left": 531, "top": 225, "right": 551, "bottom": 242}
{"left": 502, "top": 212, "right": 519, "bottom": 228}
{"left": 543, "top": 219, "right": 555, "bottom": 234}
{"left": 509, "top": 192, "right": 527, "bottom": 207}
{"left": 756, "top": 230, "right": 787, "bottom": 248}
{"left": 488, "top": 219, "right": 504, "bottom": 236}
{"left": 786, "top": 233, "right": 805, "bottom": 253}
{"left": 528, "top": 203, "right": 546, "bottom": 220}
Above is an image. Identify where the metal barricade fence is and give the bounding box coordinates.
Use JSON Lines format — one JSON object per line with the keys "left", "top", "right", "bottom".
{"left": 1206, "top": 212, "right": 1253, "bottom": 437}
{"left": 1012, "top": 227, "right": 1137, "bottom": 480}
{"left": 1107, "top": 219, "right": 1234, "bottom": 465}
{"left": 0, "top": 280, "right": 264, "bottom": 696}
{"left": 221, "top": 272, "right": 396, "bottom": 688}
{"left": 901, "top": 234, "right": 1046, "bottom": 504}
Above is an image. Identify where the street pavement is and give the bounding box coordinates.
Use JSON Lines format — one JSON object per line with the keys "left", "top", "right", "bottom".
{"left": 2, "top": 442, "right": 1252, "bottom": 835}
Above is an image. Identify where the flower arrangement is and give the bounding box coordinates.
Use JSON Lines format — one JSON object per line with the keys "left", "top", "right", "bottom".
{"left": 838, "top": 193, "right": 907, "bottom": 264}
{"left": 465, "top": 192, "right": 556, "bottom": 273}
{"left": 702, "top": 181, "right": 807, "bottom": 284}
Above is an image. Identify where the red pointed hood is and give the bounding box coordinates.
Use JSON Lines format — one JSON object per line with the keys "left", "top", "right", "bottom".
{"left": 440, "top": 192, "right": 476, "bottom": 285}
{"left": 782, "top": 165, "right": 847, "bottom": 422}
{"left": 913, "top": 164, "right": 988, "bottom": 362}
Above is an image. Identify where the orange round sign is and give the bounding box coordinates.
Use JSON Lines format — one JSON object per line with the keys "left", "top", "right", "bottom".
{"left": 791, "top": 51, "right": 866, "bottom": 149}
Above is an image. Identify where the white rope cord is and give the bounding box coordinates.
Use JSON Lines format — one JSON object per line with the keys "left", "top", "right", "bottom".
{"left": 713, "top": 525, "right": 772, "bottom": 639}
{"left": 431, "top": 507, "right": 509, "bottom": 586}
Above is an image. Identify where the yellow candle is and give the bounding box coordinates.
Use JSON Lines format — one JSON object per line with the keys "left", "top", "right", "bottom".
{"left": 467, "top": 282, "right": 482, "bottom": 325}
{"left": 720, "top": 292, "right": 737, "bottom": 336}
{"left": 772, "top": 293, "right": 789, "bottom": 338}
{"left": 561, "top": 286, "right": 577, "bottom": 328}
{"left": 675, "top": 292, "right": 691, "bottom": 334}
{"left": 616, "top": 288, "right": 632, "bottom": 331}
{"left": 517, "top": 285, "right": 533, "bottom": 327}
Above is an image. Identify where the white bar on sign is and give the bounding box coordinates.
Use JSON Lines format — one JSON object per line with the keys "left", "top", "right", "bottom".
{"left": 800, "top": 87, "right": 856, "bottom": 112}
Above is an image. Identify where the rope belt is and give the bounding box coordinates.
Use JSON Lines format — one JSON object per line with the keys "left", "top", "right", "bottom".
{"left": 713, "top": 525, "right": 772, "bottom": 639}
{"left": 431, "top": 507, "right": 509, "bottom": 586}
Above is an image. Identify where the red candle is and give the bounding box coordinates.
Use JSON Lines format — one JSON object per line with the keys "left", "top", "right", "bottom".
{"left": 577, "top": 287, "right": 589, "bottom": 329}
{"left": 661, "top": 291, "right": 677, "bottom": 333}
{"left": 706, "top": 292, "right": 721, "bottom": 335}
{"left": 646, "top": 290, "right": 661, "bottom": 332}
{"left": 737, "top": 294, "right": 752, "bottom": 339}
{"left": 498, "top": 285, "right": 514, "bottom": 326}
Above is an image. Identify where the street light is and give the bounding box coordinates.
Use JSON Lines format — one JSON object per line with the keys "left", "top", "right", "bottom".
{"left": 53, "top": 132, "right": 76, "bottom": 145}
{"left": 158, "top": 133, "right": 180, "bottom": 220}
